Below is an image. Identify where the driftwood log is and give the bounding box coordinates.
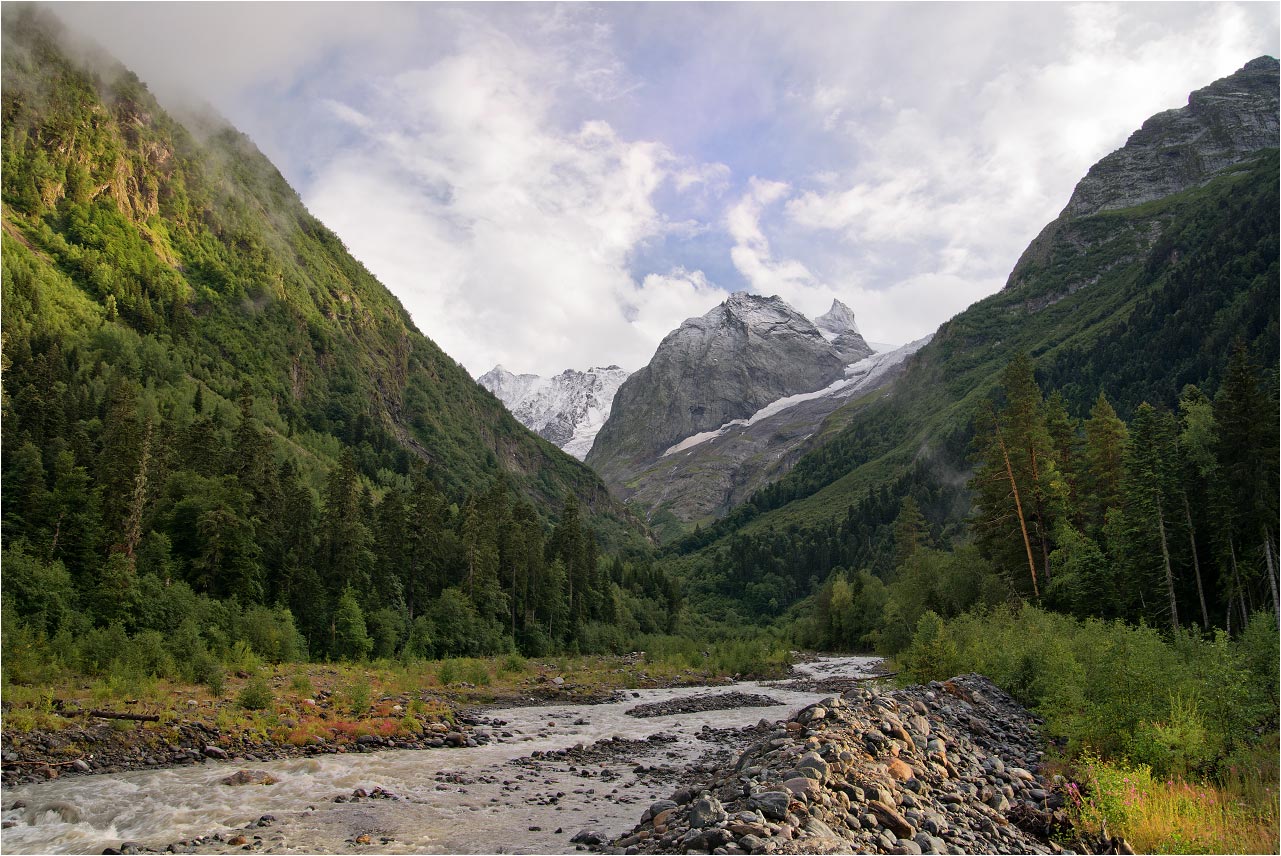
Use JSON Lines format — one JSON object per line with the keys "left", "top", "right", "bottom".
{"left": 87, "top": 709, "right": 160, "bottom": 722}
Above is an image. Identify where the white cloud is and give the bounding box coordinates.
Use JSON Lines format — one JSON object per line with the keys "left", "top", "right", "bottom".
{"left": 305, "top": 14, "right": 729, "bottom": 376}
{"left": 783, "top": 2, "right": 1274, "bottom": 291}
{"left": 52, "top": 2, "right": 1279, "bottom": 375}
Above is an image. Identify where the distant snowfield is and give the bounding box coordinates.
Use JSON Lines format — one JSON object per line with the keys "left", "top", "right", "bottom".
{"left": 562, "top": 406, "right": 613, "bottom": 459}
{"left": 661, "top": 337, "right": 931, "bottom": 458}
{"left": 479, "top": 365, "right": 629, "bottom": 460}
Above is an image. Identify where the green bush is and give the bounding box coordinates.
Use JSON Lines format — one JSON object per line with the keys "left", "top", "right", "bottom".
{"left": 237, "top": 675, "right": 273, "bottom": 711}
{"left": 342, "top": 680, "right": 371, "bottom": 715}
{"left": 437, "top": 659, "right": 458, "bottom": 686}
{"left": 499, "top": 652, "right": 527, "bottom": 674}
{"left": 193, "top": 651, "right": 225, "bottom": 696}
{"left": 461, "top": 659, "right": 490, "bottom": 686}
{"left": 894, "top": 605, "right": 1279, "bottom": 778}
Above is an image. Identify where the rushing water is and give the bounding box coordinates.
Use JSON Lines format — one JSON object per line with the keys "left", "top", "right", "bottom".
{"left": 1, "top": 656, "right": 880, "bottom": 854}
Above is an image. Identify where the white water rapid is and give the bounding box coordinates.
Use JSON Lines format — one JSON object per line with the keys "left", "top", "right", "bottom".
{"left": 1, "top": 656, "right": 881, "bottom": 855}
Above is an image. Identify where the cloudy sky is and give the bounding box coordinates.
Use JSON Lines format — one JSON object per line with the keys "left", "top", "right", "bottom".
{"left": 56, "top": 3, "right": 1280, "bottom": 376}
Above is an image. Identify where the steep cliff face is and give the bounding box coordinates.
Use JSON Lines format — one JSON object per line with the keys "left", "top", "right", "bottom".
{"left": 585, "top": 292, "right": 851, "bottom": 492}
{"left": 814, "top": 299, "right": 874, "bottom": 363}
{"left": 1008, "top": 56, "right": 1279, "bottom": 293}
{"left": 477, "top": 365, "right": 630, "bottom": 460}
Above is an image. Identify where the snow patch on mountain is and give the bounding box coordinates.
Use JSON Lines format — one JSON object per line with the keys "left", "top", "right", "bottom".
{"left": 478, "top": 365, "right": 630, "bottom": 460}
{"left": 661, "top": 335, "right": 931, "bottom": 458}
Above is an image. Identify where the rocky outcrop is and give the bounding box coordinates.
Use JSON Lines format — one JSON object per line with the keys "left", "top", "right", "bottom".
{"left": 478, "top": 365, "right": 630, "bottom": 460}
{"left": 587, "top": 293, "right": 861, "bottom": 509}
{"left": 1008, "top": 56, "right": 1279, "bottom": 291}
{"left": 612, "top": 675, "right": 1087, "bottom": 855}
{"left": 620, "top": 339, "right": 928, "bottom": 536}
{"left": 1063, "top": 56, "right": 1278, "bottom": 219}
{"left": 814, "top": 300, "right": 873, "bottom": 364}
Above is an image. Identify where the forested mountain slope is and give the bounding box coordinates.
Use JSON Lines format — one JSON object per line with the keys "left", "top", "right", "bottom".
{"left": 664, "top": 57, "right": 1279, "bottom": 621}
{"left": 0, "top": 8, "right": 659, "bottom": 665}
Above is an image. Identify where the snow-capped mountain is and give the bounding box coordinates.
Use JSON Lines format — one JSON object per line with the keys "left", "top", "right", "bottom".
{"left": 587, "top": 292, "right": 876, "bottom": 483}
{"left": 814, "top": 299, "right": 874, "bottom": 363}
{"left": 477, "top": 365, "right": 631, "bottom": 460}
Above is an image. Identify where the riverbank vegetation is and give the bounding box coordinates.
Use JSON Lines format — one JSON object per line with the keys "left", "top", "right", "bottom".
{"left": 786, "top": 350, "right": 1280, "bottom": 853}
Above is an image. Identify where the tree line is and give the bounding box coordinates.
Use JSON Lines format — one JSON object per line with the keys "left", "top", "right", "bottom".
{"left": 795, "top": 347, "right": 1278, "bottom": 654}
{"left": 971, "top": 346, "right": 1278, "bottom": 632}
{"left": 2, "top": 332, "right": 682, "bottom": 683}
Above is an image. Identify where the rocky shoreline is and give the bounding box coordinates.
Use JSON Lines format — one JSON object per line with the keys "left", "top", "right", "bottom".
{"left": 0, "top": 706, "right": 507, "bottom": 789}
{"left": 626, "top": 694, "right": 784, "bottom": 719}
{"left": 599, "top": 674, "right": 1122, "bottom": 855}
{"left": 0, "top": 664, "right": 744, "bottom": 788}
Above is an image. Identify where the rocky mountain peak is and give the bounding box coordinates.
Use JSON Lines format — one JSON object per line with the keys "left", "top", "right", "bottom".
{"left": 814, "top": 299, "right": 861, "bottom": 339}
{"left": 814, "top": 299, "right": 873, "bottom": 362}
{"left": 586, "top": 292, "right": 862, "bottom": 485}
{"left": 1061, "top": 56, "right": 1279, "bottom": 220}
{"left": 1006, "top": 56, "right": 1278, "bottom": 293}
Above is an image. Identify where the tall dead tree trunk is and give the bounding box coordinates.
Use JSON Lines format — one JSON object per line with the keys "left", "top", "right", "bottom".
{"left": 994, "top": 416, "right": 1039, "bottom": 599}
{"left": 123, "top": 420, "right": 153, "bottom": 559}
{"left": 1181, "top": 492, "right": 1209, "bottom": 629}
{"left": 1262, "top": 527, "right": 1279, "bottom": 616}
{"left": 1155, "top": 503, "right": 1179, "bottom": 633}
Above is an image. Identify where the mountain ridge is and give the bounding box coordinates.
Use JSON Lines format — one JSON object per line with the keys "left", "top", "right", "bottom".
{"left": 660, "top": 57, "right": 1279, "bottom": 618}
{"left": 0, "top": 6, "right": 645, "bottom": 546}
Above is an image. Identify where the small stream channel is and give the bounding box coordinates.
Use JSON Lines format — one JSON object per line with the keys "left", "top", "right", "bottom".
{"left": 1, "top": 656, "right": 881, "bottom": 854}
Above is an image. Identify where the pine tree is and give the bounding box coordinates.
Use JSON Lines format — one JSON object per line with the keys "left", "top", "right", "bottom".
{"left": 332, "top": 587, "right": 373, "bottom": 660}
{"left": 1081, "top": 393, "right": 1128, "bottom": 539}
{"left": 970, "top": 355, "right": 1066, "bottom": 598}
{"left": 1176, "top": 385, "right": 1215, "bottom": 628}
{"left": 1044, "top": 390, "right": 1080, "bottom": 510}
{"left": 1119, "top": 404, "right": 1181, "bottom": 631}
{"left": 1214, "top": 343, "right": 1280, "bottom": 618}
{"left": 318, "top": 450, "right": 372, "bottom": 597}
{"left": 892, "top": 496, "right": 928, "bottom": 569}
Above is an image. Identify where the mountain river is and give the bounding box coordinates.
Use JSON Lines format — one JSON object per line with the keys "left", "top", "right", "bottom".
{"left": 2, "top": 656, "right": 880, "bottom": 854}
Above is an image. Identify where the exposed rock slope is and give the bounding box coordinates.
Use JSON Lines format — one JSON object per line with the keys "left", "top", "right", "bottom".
{"left": 478, "top": 365, "right": 630, "bottom": 460}
{"left": 1008, "top": 55, "right": 1279, "bottom": 291}
{"left": 623, "top": 339, "right": 929, "bottom": 535}
{"left": 612, "top": 675, "right": 1082, "bottom": 855}
{"left": 814, "top": 300, "right": 874, "bottom": 363}
{"left": 587, "top": 293, "right": 881, "bottom": 529}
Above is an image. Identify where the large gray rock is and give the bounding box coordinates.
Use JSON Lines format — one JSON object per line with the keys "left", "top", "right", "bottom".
{"left": 689, "top": 796, "right": 728, "bottom": 829}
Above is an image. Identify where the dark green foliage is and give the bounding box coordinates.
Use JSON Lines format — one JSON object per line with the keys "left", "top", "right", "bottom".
{"left": 897, "top": 606, "right": 1279, "bottom": 779}
{"left": 0, "top": 8, "right": 665, "bottom": 678}
{"left": 237, "top": 675, "right": 273, "bottom": 711}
